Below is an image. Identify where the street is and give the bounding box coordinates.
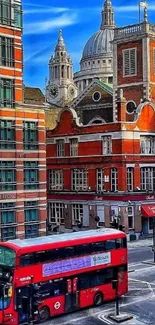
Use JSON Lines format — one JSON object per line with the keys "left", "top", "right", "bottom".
{"left": 43, "top": 246, "right": 155, "bottom": 325}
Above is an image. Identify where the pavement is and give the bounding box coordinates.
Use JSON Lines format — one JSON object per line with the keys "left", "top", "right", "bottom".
{"left": 128, "top": 238, "right": 153, "bottom": 248}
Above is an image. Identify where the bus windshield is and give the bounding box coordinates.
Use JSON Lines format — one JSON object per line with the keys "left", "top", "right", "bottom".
{"left": 0, "top": 247, "right": 16, "bottom": 267}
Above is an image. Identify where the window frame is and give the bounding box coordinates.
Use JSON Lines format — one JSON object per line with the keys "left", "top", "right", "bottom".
{"left": 70, "top": 138, "right": 78, "bottom": 157}
{"left": 96, "top": 168, "right": 104, "bottom": 192}
{"left": 0, "top": 161, "right": 16, "bottom": 191}
{"left": 140, "top": 167, "right": 155, "bottom": 191}
{"left": 48, "top": 202, "right": 65, "bottom": 225}
{"left": 123, "top": 48, "right": 137, "bottom": 77}
{"left": 72, "top": 169, "right": 88, "bottom": 191}
{"left": 0, "top": 36, "right": 14, "bottom": 67}
{"left": 72, "top": 204, "right": 83, "bottom": 225}
{"left": 23, "top": 121, "right": 38, "bottom": 150}
{"left": 0, "top": 119, "right": 15, "bottom": 149}
{"left": 48, "top": 170, "right": 63, "bottom": 191}
{"left": 24, "top": 161, "right": 38, "bottom": 190}
{"left": 111, "top": 168, "right": 118, "bottom": 192}
{"left": 0, "top": 78, "right": 14, "bottom": 108}
{"left": 128, "top": 206, "right": 134, "bottom": 229}
{"left": 56, "top": 139, "right": 65, "bottom": 157}
{"left": 140, "top": 136, "right": 155, "bottom": 155}
{"left": 127, "top": 167, "right": 133, "bottom": 191}
{"left": 102, "top": 136, "right": 112, "bottom": 155}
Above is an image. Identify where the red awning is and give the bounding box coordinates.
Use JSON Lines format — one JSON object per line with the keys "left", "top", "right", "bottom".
{"left": 141, "top": 204, "right": 155, "bottom": 217}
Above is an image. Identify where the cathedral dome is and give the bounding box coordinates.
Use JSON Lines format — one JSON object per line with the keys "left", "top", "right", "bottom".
{"left": 81, "top": 28, "right": 114, "bottom": 61}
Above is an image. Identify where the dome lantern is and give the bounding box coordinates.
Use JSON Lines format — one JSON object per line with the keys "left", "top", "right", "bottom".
{"left": 100, "top": 0, "right": 115, "bottom": 30}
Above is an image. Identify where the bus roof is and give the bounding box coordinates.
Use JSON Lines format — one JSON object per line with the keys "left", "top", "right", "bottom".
{"left": 7, "top": 228, "right": 125, "bottom": 249}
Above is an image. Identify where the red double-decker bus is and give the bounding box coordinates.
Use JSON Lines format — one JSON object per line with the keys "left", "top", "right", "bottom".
{"left": 0, "top": 228, "right": 128, "bottom": 324}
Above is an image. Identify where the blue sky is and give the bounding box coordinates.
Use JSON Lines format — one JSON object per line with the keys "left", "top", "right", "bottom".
{"left": 23, "top": 0, "right": 155, "bottom": 92}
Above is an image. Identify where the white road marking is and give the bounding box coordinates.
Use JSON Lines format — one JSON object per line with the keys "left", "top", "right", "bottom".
{"left": 98, "top": 312, "right": 113, "bottom": 324}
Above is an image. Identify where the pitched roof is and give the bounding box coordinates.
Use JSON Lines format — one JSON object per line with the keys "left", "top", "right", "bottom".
{"left": 72, "top": 79, "right": 113, "bottom": 107}
{"left": 95, "top": 80, "right": 113, "bottom": 95}
{"left": 24, "top": 86, "right": 45, "bottom": 105}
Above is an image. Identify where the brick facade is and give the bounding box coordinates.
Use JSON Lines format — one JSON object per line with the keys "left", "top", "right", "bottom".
{"left": 0, "top": 0, "right": 47, "bottom": 241}
{"left": 47, "top": 101, "right": 155, "bottom": 239}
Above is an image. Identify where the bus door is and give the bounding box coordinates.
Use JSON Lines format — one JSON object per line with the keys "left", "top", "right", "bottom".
{"left": 65, "top": 277, "right": 79, "bottom": 312}
{"left": 15, "top": 286, "right": 31, "bottom": 324}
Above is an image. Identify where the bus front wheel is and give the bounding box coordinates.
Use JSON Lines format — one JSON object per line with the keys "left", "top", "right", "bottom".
{"left": 94, "top": 292, "right": 103, "bottom": 306}
{"left": 39, "top": 306, "right": 50, "bottom": 323}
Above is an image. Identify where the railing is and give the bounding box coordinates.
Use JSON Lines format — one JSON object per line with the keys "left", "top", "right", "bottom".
{"left": 114, "top": 22, "right": 155, "bottom": 39}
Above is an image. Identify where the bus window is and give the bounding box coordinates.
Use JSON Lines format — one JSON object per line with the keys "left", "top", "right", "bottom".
{"left": 79, "top": 275, "right": 90, "bottom": 290}
{"left": 115, "top": 238, "right": 122, "bottom": 249}
{"left": 63, "top": 247, "right": 75, "bottom": 258}
{"left": 105, "top": 240, "right": 116, "bottom": 251}
{"left": 122, "top": 237, "right": 127, "bottom": 248}
{"left": 20, "top": 254, "right": 34, "bottom": 266}
{"left": 91, "top": 241, "right": 105, "bottom": 253}
{"left": 76, "top": 244, "right": 90, "bottom": 256}
{"left": 105, "top": 268, "right": 115, "bottom": 283}
{"left": 90, "top": 271, "right": 105, "bottom": 287}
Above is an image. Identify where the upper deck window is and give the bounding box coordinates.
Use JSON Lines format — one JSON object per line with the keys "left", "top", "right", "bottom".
{"left": 0, "top": 246, "right": 16, "bottom": 267}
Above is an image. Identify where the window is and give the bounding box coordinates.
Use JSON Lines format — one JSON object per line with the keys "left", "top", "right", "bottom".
{"left": 48, "top": 202, "right": 64, "bottom": 224}
{"left": 0, "top": 161, "right": 16, "bottom": 191}
{"left": 72, "top": 204, "right": 83, "bottom": 225}
{"left": 23, "top": 121, "right": 38, "bottom": 150}
{"left": 127, "top": 167, "right": 133, "bottom": 191}
{"left": 123, "top": 48, "right": 137, "bottom": 76}
{"left": 126, "top": 101, "right": 136, "bottom": 114}
{"left": 105, "top": 240, "right": 116, "bottom": 251}
{"left": 0, "top": 0, "right": 11, "bottom": 26}
{"left": 0, "top": 37, "right": 14, "bottom": 67}
{"left": 128, "top": 206, "right": 134, "bottom": 229}
{"left": 48, "top": 170, "right": 63, "bottom": 191}
{"left": 108, "top": 76, "right": 113, "bottom": 84}
{"left": 102, "top": 136, "right": 112, "bottom": 155}
{"left": 14, "top": 4, "right": 22, "bottom": 28}
{"left": 140, "top": 136, "right": 155, "bottom": 154}
{"left": 0, "top": 119, "right": 15, "bottom": 149}
{"left": 70, "top": 138, "right": 78, "bottom": 156}
{"left": 111, "top": 168, "right": 118, "bottom": 192}
{"left": 96, "top": 169, "right": 104, "bottom": 192}
{"left": 0, "top": 202, "right": 16, "bottom": 241}
{"left": 20, "top": 237, "right": 127, "bottom": 266}
{"left": 140, "top": 167, "right": 155, "bottom": 191}
{"left": 72, "top": 169, "right": 88, "bottom": 191}
{"left": 24, "top": 162, "right": 38, "bottom": 190}
{"left": 56, "top": 139, "right": 65, "bottom": 157}
{"left": 24, "top": 202, "right": 39, "bottom": 239}
{"left": 0, "top": 78, "right": 14, "bottom": 108}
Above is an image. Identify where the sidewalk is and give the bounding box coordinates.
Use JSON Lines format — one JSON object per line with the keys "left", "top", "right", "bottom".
{"left": 128, "top": 238, "right": 153, "bottom": 248}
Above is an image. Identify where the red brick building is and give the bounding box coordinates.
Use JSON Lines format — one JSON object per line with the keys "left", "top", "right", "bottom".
{"left": 0, "top": 0, "right": 47, "bottom": 240}
{"left": 47, "top": 18, "right": 155, "bottom": 239}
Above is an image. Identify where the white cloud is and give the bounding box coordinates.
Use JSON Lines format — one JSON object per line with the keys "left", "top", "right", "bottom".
{"left": 24, "top": 7, "right": 68, "bottom": 14}
{"left": 24, "top": 13, "right": 78, "bottom": 35}
{"left": 114, "top": 5, "right": 155, "bottom": 12}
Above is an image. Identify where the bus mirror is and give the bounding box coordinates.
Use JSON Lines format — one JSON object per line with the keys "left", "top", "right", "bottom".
{"left": 112, "top": 279, "right": 118, "bottom": 290}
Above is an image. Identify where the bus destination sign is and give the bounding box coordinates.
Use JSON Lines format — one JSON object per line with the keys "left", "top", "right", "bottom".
{"left": 42, "top": 252, "right": 111, "bottom": 277}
